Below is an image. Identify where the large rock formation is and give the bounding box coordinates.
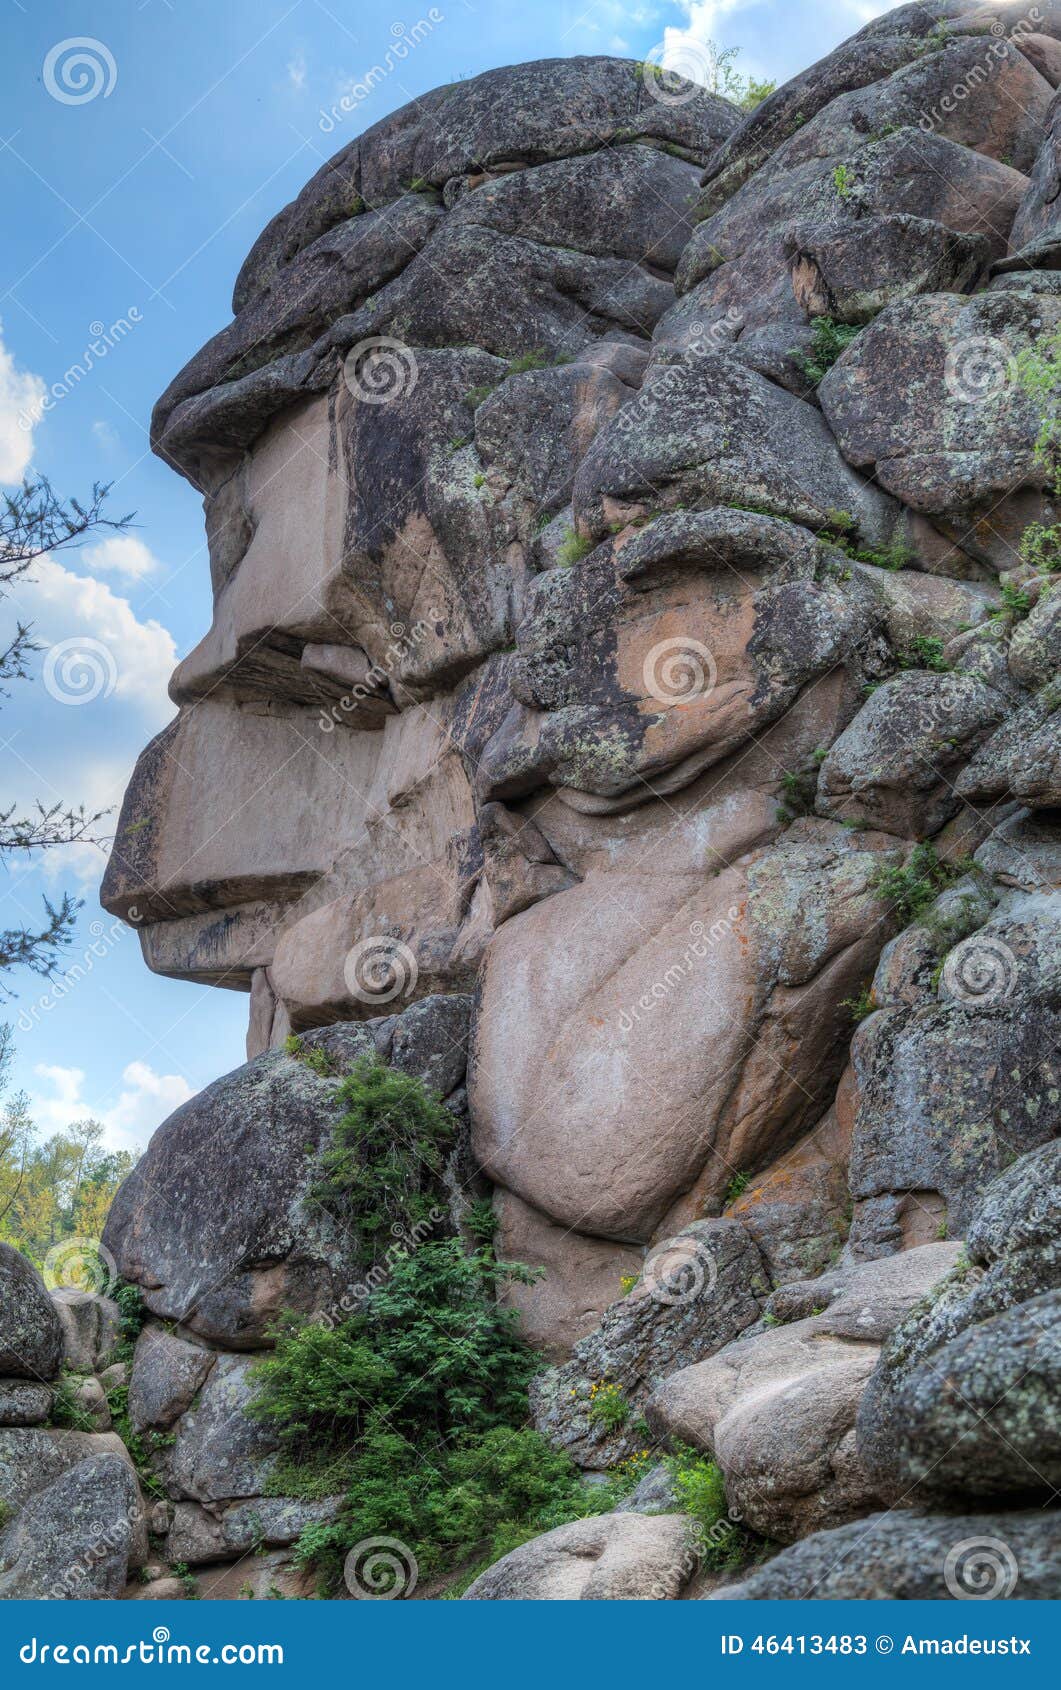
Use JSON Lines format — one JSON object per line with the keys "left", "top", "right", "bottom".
{"left": 2, "top": 0, "right": 1054, "bottom": 1601}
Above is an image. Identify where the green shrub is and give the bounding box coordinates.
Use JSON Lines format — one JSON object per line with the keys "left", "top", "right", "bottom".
{"left": 832, "top": 164, "right": 853, "bottom": 201}
{"left": 1018, "top": 521, "right": 1061, "bottom": 573}
{"left": 506, "top": 349, "right": 550, "bottom": 375}
{"left": 249, "top": 1238, "right": 650, "bottom": 1594}
{"left": 869, "top": 844, "right": 976, "bottom": 925}
{"left": 902, "top": 635, "right": 950, "bottom": 672}
{"left": 841, "top": 985, "right": 877, "bottom": 1023}
{"left": 993, "top": 581, "right": 1032, "bottom": 621}
{"left": 109, "top": 1281, "right": 148, "bottom": 1364}
{"left": 795, "top": 316, "right": 860, "bottom": 386}
{"left": 309, "top": 1054, "right": 455, "bottom": 1271}
{"left": 586, "top": 1380, "right": 628, "bottom": 1430}
{"left": 556, "top": 528, "right": 594, "bottom": 567}
{"left": 663, "top": 1445, "right": 755, "bottom": 1571}
{"left": 723, "top": 1170, "right": 751, "bottom": 1206}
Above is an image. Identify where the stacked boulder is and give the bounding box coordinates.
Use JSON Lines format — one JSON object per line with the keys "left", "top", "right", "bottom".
{"left": 0, "top": 1245, "right": 145, "bottom": 1598}
{"left": 28, "top": 0, "right": 1052, "bottom": 1601}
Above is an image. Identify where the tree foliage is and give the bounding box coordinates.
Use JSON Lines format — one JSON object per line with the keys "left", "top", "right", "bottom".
{"left": 1, "top": 477, "right": 132, "bottom": 988}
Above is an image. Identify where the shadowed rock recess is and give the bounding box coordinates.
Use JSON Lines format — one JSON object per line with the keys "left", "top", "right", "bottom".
{"left": 4, "top": 8, "right": 1060, "bottom": 1600}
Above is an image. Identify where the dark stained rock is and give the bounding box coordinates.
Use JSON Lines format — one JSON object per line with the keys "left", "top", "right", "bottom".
{"left": 573, "top": 353, "right": 896, "bottom": 543}
{"left": 0, "top": 1246, "right": 62, "bottom": 1383}
{"left": 857, "top": 1141, "right": 1061, "bottom": 1504}
{"left": 101, "top": 1043, "right": 359, "bottom": 1349}
{"left": 681, "top": 128, "right": 1028, "bottom": 295}
{"left": 234, "top": 58, "right": 738, "bottom": 310}
{"left": 788, "top": 215, "right": 991, "bottom": 324}
{"left": 819, "top": 290, "right": 1061, "bottom": 520}
{"left": 531, "top": 1220, "right": 769, "bottom": 1466}
{"left": 714, "top": 1506, "right": 1061, "bottom": 1600}
{"left": 849, "top": 893, "right": 1061, "bottom": 1238}
{"left": 816, "top": 670, "right": 1006, "bottom": 836}
{"left": 0, "top": 1454, "right": 142, "bottom": 1600}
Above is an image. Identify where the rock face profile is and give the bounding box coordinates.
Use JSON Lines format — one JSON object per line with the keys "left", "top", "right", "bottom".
{"left": 2, "top": 0, "right": 1057, "bottom": 1600}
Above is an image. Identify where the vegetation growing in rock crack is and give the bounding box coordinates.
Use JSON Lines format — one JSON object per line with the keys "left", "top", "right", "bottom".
{"left": 247, "top": 1234, "right": 643, "bottom": 1594}
{"left": 308, "top": 1052, "right": 456, "bottom": 1272}
{"left": 868, "top": 843, "right": 979, "bottom": 925}
{"left": 794, "top": 316, "right": 860, "bottom": 386}
{"left": 662, "top": 1444, "right": 764, "bottom": 1570}
{"left": 556, "top": 527, "right": 594, "bottom": 567}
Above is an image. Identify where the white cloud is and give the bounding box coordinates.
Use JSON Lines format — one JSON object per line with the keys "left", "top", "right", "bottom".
{"left": 0, "top": 322, "right": 46, "bottom": 483}
{"left": 82, "top": 534, "right": 160, "bottom": 580}
{"left": 288, "top": 51, "right": 307, "bottom": 90}
{"left": 31, "top": 1060, "right": 194, "bottom": 1153}
{"left": 20, "top": 554, "right": 178, "bottom": 725}
{"left": 91, "top": 420, "right": 121, "bottom": 454}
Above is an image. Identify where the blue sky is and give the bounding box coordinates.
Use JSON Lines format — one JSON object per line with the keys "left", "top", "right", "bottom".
{"left": 0, "top": 0, "right": 896, "bottom": 1152}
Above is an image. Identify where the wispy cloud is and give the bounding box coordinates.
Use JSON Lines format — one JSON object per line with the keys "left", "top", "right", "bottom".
{"left": 0, "top": 323, "right": 45, "bottom": 484}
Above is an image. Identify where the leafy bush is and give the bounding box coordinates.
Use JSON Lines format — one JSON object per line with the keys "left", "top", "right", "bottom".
{"left": 993, "top": 581, "right": 1032, "bottom": 621}
{"left": 902, "top": 635, "right": 950, "bottom": 673}
{"left": 249, "top": 1239, "right": 649, "bottom": 1593}
{"left": 308, "top": 1054, "right": 455, "bottom": 1271}
{"left": 723, "top": 1170, "right": 751, "bottom": 1206}
{"left": 795, "top": 316, "right": 859, "bottom": 386}
{"left": 1018, "top": 520, "right": 1061, "bottom": 574}
{"left": 586, "top": 1380, "right": 629, "bottom": 1430}
{"left": 841, "top": 985, "right": 877, "bottom": 1024}
{"left": 113, "top": 1280, "right": 147, "bottom": 1362}
{"left": 869, "top": 844, "right": 977, "bottom": 925}
{"left": 556, "top": 527, "right": 594, "bottom": 567}
{"left": 662, "top": 1445, "right": 757, "bottom": 1571}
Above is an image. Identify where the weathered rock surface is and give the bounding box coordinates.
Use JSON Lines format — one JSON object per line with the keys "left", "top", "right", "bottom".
{"left": 0, "top": 1246, "right": 62, "bottom": 1381}
{"left": 51, "top": 1294, "right": 121, "bottom": 1376}
{"left": 126, "top": 1326, "right": 216, "bottom": 1434}
{"left": 473, "top": 828, "right": 899, "bottom": 1241}
{"left": 91, "top": 0, "right": 1061, "bottom": 1604}
{"left": 849, "top": 889, "right": 1061, "bottom": 1243}
{"left": 532, "top": 1220, "right": 768, "bottom": 1466}
{"left": 102, "top": 1038, "right": 365, "bottom": 1348}
{"left": 0, "top": 1454, "right": 141, "bottom": 1600}
{"left": 715, "top": 1507, "right": 1061, "bottom": 1600}
{"left": 646, "top": 1245, "right": 959, "bottom": 1541}
{"left": 161, "top": 1355, "right": 279, "bottom": 1504}
{"left": 858, "top": 1142, "right": 1061, "bottom": 1504}
{"left": 0, "top": 1382, "right": 52, "bottom": 1427}
{"left": 463, "top": 1512, "right": 698, "bottom": 1601}
{"left": 166, "top": 1496, "right": 343, "bottom": 1565}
